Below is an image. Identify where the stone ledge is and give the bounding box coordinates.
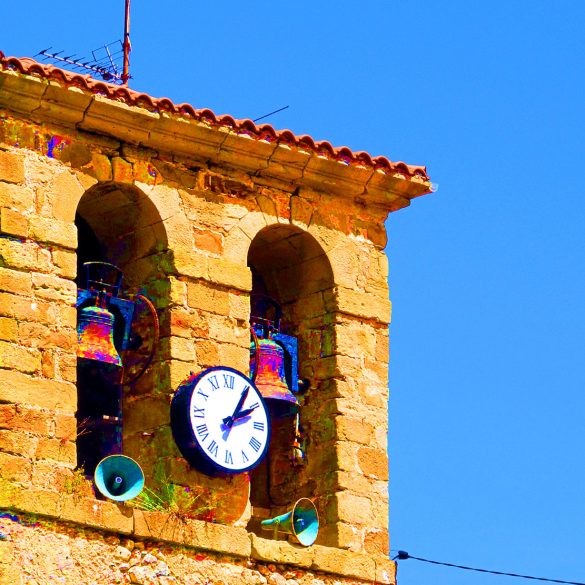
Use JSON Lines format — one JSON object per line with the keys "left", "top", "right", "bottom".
{"left": 133, "top": 509, "right": 251, "bottom": 558}
{"left": 250, "top": 535, "right": 394, "bottom": 583}
{"left": 0, "top": 485, "right": 395, "bottom": 583}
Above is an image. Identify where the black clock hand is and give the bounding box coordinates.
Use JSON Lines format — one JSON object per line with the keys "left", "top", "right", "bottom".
{"left": 223, "top": 386, "right": 249, "bottom": 428}
{"left": 231, "top": 404, "right": 259, "bottom": 421}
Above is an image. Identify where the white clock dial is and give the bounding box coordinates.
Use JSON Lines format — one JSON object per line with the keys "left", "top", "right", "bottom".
{"left": 171, "top": 367, "right": 270, "bottom": 475}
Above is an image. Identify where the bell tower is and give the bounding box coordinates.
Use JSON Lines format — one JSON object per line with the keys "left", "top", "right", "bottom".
{"left": 0, "top": 50, "right": 431, "bottom": 585}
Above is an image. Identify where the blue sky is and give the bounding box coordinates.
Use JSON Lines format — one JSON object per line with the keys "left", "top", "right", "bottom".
{"left": 4, "top": 2, "right": 585, "bottom": 583}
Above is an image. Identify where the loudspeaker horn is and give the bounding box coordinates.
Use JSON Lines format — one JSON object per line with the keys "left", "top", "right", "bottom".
{"left": 260, "top": 498, "right": 319, "bottom": 547}
{"left": 94, "top": 455, "right": 144, "bottom": 501}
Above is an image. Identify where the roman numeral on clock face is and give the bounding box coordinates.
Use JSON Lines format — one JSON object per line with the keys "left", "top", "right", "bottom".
{"left": 225, "top": 450, "right": 233, "bottom": 465}
{"left": 196, "top": 424, "right": 208, "bottom": 442}
{"left": 253, "top": 421, "right": 265, "bottom": 431}
{"left": 192, "top": 406, "right": 205, "bottom": 418}
{"left": 223, "top": 374, "right": 235, "bottom": 389}
{"left": 249, "top": 437, "right": 262, "bottom": 452}
{"left": 207, "top": 440, "right": 218, "bottom": 458}
{"left": 208, "top": 375, "right": 220, "bottom": 391}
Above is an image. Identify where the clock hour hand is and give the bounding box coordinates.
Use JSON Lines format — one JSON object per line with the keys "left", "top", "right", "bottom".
{"left": 223, "top": 386, "right": 249, "bottom": 428}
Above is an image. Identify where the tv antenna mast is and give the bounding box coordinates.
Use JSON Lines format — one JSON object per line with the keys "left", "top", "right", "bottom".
{"left": 36, "top": 0, "right": 132, "bottom": 86}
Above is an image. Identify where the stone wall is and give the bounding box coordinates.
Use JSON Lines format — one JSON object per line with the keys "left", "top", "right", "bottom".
{"left": 0, "top": 512, "right": 396, "bottom": 585}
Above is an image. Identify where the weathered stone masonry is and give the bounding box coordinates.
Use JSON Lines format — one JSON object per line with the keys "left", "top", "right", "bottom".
{"left": 0, "top": 55, "right": 430, "bottom": 585}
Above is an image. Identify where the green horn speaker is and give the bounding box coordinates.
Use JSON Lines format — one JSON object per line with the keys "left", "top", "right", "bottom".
{"left": 260, "top": 498, "right": 319, "bottom": 546}
{"left": 94, "top": 455, "right": 144, "bottom": 501}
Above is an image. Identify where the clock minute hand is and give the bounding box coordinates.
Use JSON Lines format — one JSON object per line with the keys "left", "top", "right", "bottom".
{"left": 223, "top": 386, "right": 249, "bottom": 428}
{"left": 231, "top": 404, "right": 259, "bottom": 421}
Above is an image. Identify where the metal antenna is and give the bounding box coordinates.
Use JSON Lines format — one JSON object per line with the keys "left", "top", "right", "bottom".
{"left": 35, "top": 1, "right": 132, "bottom": 86}
{"left": 122, "top": 0, "right": 131, "bottom": 85}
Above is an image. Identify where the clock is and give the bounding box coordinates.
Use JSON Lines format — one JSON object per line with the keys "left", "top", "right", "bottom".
{"left": 170, "top": 366, "right": 271, "bottom": 476}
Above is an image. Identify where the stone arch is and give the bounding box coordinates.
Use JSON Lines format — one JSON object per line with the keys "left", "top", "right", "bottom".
{"left": 75, "top": 182, "right": 172, "bottom": 482}
{"left": 246, "top": 224, "right": 340, "bottom": 538}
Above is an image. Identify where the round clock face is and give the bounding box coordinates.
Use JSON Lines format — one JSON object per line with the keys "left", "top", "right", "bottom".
{"left": 171, "top": 366, "right": 270, "bottom": 475}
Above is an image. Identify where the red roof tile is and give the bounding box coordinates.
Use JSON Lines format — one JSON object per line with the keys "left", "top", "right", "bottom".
{"left": 0, "top": 52, "right": 429, "bottom": 181}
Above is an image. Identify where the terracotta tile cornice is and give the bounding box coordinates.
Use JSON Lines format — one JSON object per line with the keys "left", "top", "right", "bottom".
{"left": 0, "top": 51, "right": 432, "bottom": 207}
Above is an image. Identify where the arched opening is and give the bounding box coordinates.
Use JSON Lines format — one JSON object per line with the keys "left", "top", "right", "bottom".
{"left": 75, "top": 182, "right": 170, "bottom": 480}
{"left": 247, "top": 225, "right": 336, "bottom": 534}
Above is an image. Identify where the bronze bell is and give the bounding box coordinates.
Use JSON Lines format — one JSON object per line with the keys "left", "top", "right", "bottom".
{"left": 77, "top": 303, "right": 123, "bottom": 367}
{"left": 250, "top": 336, "right": 299, "bottom": 417}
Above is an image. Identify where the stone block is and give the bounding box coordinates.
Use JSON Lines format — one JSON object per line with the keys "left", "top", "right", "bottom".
{"left": 0, "top": 181, "right": 34, "bottom": 211}
{"left": 0, "top": 207, "right": 28, "bottom": 237}
{"left": 193, "top": 227, "right": 223, "bottom": 254}
{"left": 0, "top": 481, "right": 60, "bottom": 517}
{"left": 187, "top": 281, "right": 230, "bottom": 315}
{"left": 57, "top": 352, "right": 76, "bottom": 383}
{"left": 0, "top": 151, "right": 25, "bottom": 184}
{"left": 29, "top": 216, "right": 77, "bottom": 249}
{"left": 370, "top": 493, "right": 389, "bottom": 528}
{"left": 111, "top": 156, "right": 134, "bottom": 183}
{"left": 374, "top": 556, "right": 397, "bottom": 585}
{"left": 311, "top": 545, "right": 376, "bottom": 581}
{"left": 81, "top": 96, "right": 159, "bottom": 148}
{"left": 0, "top": 266, "right": 32, "bottom": 295}
{"left": 335, "top": 319, "right": 376, "bottom": 359}
{"left": 0, "top": 429, "right": 37, "bottom": 458}
{"left": 0, "top": 403, "right": 52, "bottom": 435}
{"left": 17, "top": 321, "right": 76, "bottom": 351}
{"left": 316, "top": 522, "right": 362, "bottom": 552}
{"left": 172, "top": 247, "right": 209, "bottom": 280}
{"left": 198, "top": 521, "right": 251, "bottom": 557}
{"left": 0, "top": 369, "right": 76, "bottom": 410}
{"left": 54, "top": 412, "right": 77, "bottom": 440}
{"left": 228, "top": 291, "right": 250, "bottom": 322}
{"left": 357, "top": 447, "right": 389, "bottom": 481}
{"left": 336, "top": 416, "right": 373, "bottom": 445}
{"left": 217, "top": 343, "right": 248, "bottom": 373}
{"left": 48, "top": 170, "right": 85, "bottom": 222}
{"left": 250, "top": 534, "right": 313, "bottom": 567}
{"left": 333, "top": 491, "right": 372, "bottom": 526}
{"left": 208, "top": 314, "right": 249, "bottom": 347}
{"left": 207, "top": 257, "right": 252, "bottom": 292}
{"left": 60, "top": 494, "right": 134, "bottom": 534}
{"left": 161, "top": 335, "right": 196, "bottom": 362}
{"left": 222, "top": 226, "right": 252, "bottom": 264}
{"left": 133, "top": 509, "right": 186, "bottom": 543}
{"left": 52, "top": 249, "right": 77, "bottom": 280}
{"left": 0, "top": 340, "right": 41, "bottom": 374}
{"left": 0, "top": 239, "right": 48, "bottom": 272}
{"left": 49, "top": 303, "right": 77, "bottom": 328}
{"left": 90, "top": 152, "right": 113, "bottom": 181}
{"left": 31, "top": 272, "right": 77, "bottom": 304}
{"left": 168, "top": 277, "right": 187, "bottom": 306}
{"left": 0, "top": 450, "right": 32, "bottom": 483}
{"left": 169, "top": 359, "right": 197, "bottom": 390}
{"left": 35, "top": 437, "right": 76, "bottom": 465}
{"left": 31, "top": 459, "right": 71, "bottom": 491}
{"left": 334, "top": 287, "right": 391, "bottom": 324}
{"left": 0, "top": 317, "right": 17, "bottom": 341}
{"left": 195, "top": 339, "right": 219, "bottom": 368}
{"left": 375, "top": 329, "right": 389, "bottom": 363}
{"left": 41, "top": 348, "right": 55, "bottom": 378}
{"left": 364, "top": 528, "right": 389, "bottom": 556}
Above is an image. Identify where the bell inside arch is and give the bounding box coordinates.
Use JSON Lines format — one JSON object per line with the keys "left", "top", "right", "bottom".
{"left": 250, "top": 337, "right": 299, "bottom": 417}
{"left": 77, "top": 303, "right": 123, "bottom": 367}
